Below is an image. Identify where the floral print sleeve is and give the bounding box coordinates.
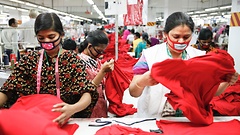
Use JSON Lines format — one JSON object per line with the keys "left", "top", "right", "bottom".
{"left": 59, "top": 51, "right": 98, "bottom": 118}
{"left": 0, "top": 50, "right": 98, "bottom": 118}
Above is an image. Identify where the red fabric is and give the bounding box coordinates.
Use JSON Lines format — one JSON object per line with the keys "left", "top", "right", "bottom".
{"left": 210, "top": 76, "right": 240, "bottom": 116}
{"left": 104, "top": 23, "right": 115, "bottom": 29}
{"left": 156, "top": 119, "right": 240, "bottom": 135}
{"left": 0, "top": 94, "right": 79, "bottom": 135}
{"left": 123, "top": 0, "right": 143, "bottom": 25}
{"left": 105, "top": 62, "right": 137, "bottom": 117}
{"left": 151, "top": 50, "right": 236, "bottom": 125}
{"left": 0, "top": 109, "right": 69, "bottom": 135}
{"left": 10, "top": 94, "right": 63, "bottom": 120}
{"left": 95, "top": 124, "right": 160, "bottom": 135}
{"left": 102, "top": 33, "right": 138, "bottom": 117}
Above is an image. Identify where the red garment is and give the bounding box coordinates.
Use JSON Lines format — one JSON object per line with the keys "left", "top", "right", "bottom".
{"left": 105, "top": 62, "right": 137, "bottom": 116}
{"left": 102, "top": 33, "right": 138, "bottom": 117}
{"left": 95, "top": 124, "right": 160, "bottom": 135}
{"left": 123, "top": 0, "right": 143, "bottom": 25}
{"left": 210, "top": 76, "right": 240, "bottom": 116}
{"left": 0, "top": 94, "right": 78, "bottom": 135}
{"left": 151, "top": 50, "right": 235, "bottom": 125}
{"left": 156, "top": 119, "right": 240, "bottom": 135}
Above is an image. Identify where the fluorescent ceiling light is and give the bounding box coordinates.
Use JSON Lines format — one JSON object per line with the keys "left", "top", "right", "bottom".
{"left": 4, "top": 5, "right": 16, "bottom": 9}
{"left": 25, "top": 2, "right": 38, "bottom": 7}
{"left": 199, "top": 14, "right": 207, "bottom": 16}
{"left": 6, "top": 0, "right": 92, "bottom": 22}
{"left": 17, "top": 8, "right": 28, "bottom": 12}
{"left": 220, "top": 5, "right": 232, "bottom": 9}
{"left": 205, "top": 7, "right": 219, "bottom": 11}
{"left": 0, "top": 11, "right": 9, "bottom": 15}
{"left": 195, "top": 10, "right": 205, "bottom": 14}
{"left": 87, "top": 0, "right": 94, "bottom": 5}
{"left": 9, "top": 0, "right": 25, "bottom": 4}
{"left": 210, "top": 12, "right": 218, "bottom": 15}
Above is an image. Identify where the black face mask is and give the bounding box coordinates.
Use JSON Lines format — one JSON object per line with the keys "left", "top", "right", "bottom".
{"left": 88, "top": 45, "right": 104, "bottom": 58}
{"left": 39, "top": 36, "right": 61, "bottom": 50}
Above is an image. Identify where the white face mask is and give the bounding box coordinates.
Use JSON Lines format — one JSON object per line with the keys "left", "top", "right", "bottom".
{"left": 173, "top": 43, "right": 188, "bottom": 51}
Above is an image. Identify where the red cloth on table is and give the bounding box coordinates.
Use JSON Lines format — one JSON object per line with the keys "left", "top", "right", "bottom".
{"left": 0, "top": 94, "right": 78, "bottom": 135}
{"left": 156, "top": 119, "right": 240, "bottom": 135}
{"left": 151, "top": 50, "right": 236, "bottom": 125}
{"left": 95, "top": 124, "right": 160, "bottom": 135}
{"left": 210, "top": 76, "right": 240, "bottom": 116}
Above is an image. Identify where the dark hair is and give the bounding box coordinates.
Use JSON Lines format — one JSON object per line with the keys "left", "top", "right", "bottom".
{"left": 130, "top": 29, "right": 135, "bottom": 34}
{"left": 134, "top": 32, "right": 141, "bottom": 38}
{"left": 198, "top": 28, "right": 213, "bottom": 40}
{"left": 8, "top": 18, "right": 16, "bottom": 26}
{"left": 78, "top": 29, "right": 109, "bottom": 53}
{"left": 142, "top": 32, "right": 149, "bottom": 41}
{"left": 63, "top": 38, "right": 77, "bottom": 50}
{"left": 146, "top": 39, "right": 151, "bottom": 45}
{"left": 34, "top": 13, "right": 64, "bottom": 36}
{"left": 164, "top": 12, "right": 194, "bottom": 34}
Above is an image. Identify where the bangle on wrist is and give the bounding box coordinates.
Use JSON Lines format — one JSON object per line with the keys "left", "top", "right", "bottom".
{"left": 92, "top": 81, "right": 98, "bottom": 88}
{"left": 135, "top": 81, "right": 144, "bottom": 89}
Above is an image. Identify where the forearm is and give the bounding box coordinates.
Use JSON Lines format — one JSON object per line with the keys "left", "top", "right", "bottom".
{"left": 215, "top": 82, "right": 229, "bottom": 96}
{"left": 0, "top": 92, "right": 8, "bottom": 107}
{"left": 129, "top": 75, "right": 145, "bottom": 97}
{"left": 92, "top": 71, "right": 106, "bottom": 87}
{"left": 72, "top": 93, "right": 91, "bottom": 113}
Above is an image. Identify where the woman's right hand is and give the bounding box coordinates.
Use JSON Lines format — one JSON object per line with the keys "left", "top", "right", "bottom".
{"left": 137, "top": 71, "right": 159, "bottom": 87}
{"left": 100, "top": 59, "right": 114, "bottom": 73}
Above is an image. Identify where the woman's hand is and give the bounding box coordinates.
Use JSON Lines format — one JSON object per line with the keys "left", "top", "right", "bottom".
{"left": 129, "top": 71, "right": 158, "bottom": 97}
{"left": 226, "top": 72, "right": 239, "bottom": 85}
{"left": 52, "top": 102, "right": 76, "bottom": 126}
{"left": 138, "top": 71, "right": 159, "bottom": 87}
{"left": 100, "top": 59, "right": 114, "bottom": 73}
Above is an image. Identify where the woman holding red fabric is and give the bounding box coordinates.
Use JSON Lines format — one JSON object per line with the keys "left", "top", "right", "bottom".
{"left": 78, "top": 29, "right": 114, "bottom": 118}
{"left": 0, "top": 13, "right": 99, "bottom": 125}
{"left": 129, "top": 12, "right": 239, "bottom": 118}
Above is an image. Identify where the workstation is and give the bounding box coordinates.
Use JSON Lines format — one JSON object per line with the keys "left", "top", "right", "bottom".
{"left": 0, "top": 0, "right": 240, "bottom": 135}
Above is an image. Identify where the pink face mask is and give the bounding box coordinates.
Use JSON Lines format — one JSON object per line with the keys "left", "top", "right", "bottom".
{"left": 39, "top": 36, "right": 61, "bottom": 50}
{"left": 167, "top": 36, "right": 190, "bottom": 53}
{"left": 41, "top": 43, "right": 55, "bottom": 50}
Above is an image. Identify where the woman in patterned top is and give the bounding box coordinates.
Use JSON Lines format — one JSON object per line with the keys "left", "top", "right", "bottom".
{"left": 0, "top": 13, "right": 98, "bottom": 125}
{"left": 78, "top": 30, "right": 114, "bottom": 118}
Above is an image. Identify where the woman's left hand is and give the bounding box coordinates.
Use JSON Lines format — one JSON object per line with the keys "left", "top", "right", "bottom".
{"left": 227, "top": 72, "right": 239, "bottom": 85}
{"left": 101, "top": 59, "right": 114, "bottom": 73}
{"left": 52, "top": 102, "right": 76, "bottom": 126}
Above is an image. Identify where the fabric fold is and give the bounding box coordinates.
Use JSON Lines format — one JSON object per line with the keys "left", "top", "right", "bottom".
{"left": 151, "top": 50, "right": 235, "bottom": 125}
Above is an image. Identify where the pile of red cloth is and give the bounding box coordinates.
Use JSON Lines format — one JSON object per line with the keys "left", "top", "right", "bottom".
{"left": 103, "top": 33, "right": 138, "bottom": 117}
{"left": 156, "top": 119, "right": 240, "bottom": 135}
{"left": 210, "top": 75, "right": 240, "bottom": 116}
{"left": 0, "top": 94, "right": 78, "bottom": 135}
{"left": 151, "top": 49, "right": 236, "bottom": 125}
